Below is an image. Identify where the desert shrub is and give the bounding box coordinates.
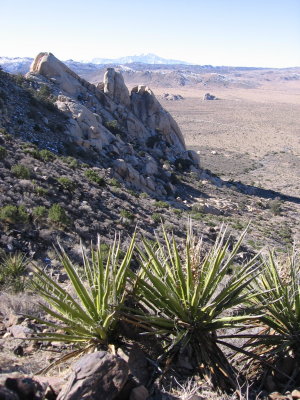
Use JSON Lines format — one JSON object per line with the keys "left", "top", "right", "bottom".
{"left": 154, "top": 200, "right": 169, "bottom": 209}
{"left": 39, "top": 149, "right": 56, "bottom": 162}
{"left": 11, "top": 164, "right": 31, "bottom": 179}
{"left": 104, "top": 120, "right": 121, "bottom": 134}
{"left": 32, "top": 206, "right": 47, "bottom": 221}
{"left": 48, "top": 204, "right": 69, "bottom": 225}
{"left": 173, "top": 208, "right": 183, "bottom": 215}
{"left": 140, "top": 192, "right": 149, "bottom": 199}
{"left": 190, "top": 212, "right": 204, "bottom": 220}
{"left": 269, "top": 198, "right": 282, "bottom": 216}
{"left": 191, "top": 203, "right": 205, "bottom": 213}
{"left": 151, "top": 213, "right": 164, "bottom": 223}
{"left": 0, "top": 146, "right": 7, "bottom": 160}
{"left": 108, "top": 178, "right": 121, "bottom": 188}
{"left": 30, "top": 234, "right": 136, "bottom": 371}
{"left": 128, "top": 227, "right": 258, "bottom": 390}
{"left": 38, "top": 84, "right": 52, "bottom": 98}
{"left": 14, "top": 74, "right": 26, "bottom": 86}
{"left": 24, "top": 148, "right": 40, "bottom": 158}
{"left": 0, "top": 205, "right": 29, "bottom": 224}
{"left": 57, "top": 177, "right": 77, "bottom": 192}
{"left": 84, "top": 169, "right": 105, "bottom": 186}
{"left": 244, "top": 250, "right": 300, "bottom": 385}
{"left": 0, "top": 252, "right": 29, "bottom": 292}
{"left": 120, "top": 209, "right": 134, "bottom": 220}
{"left": 35, "top": 186, "right": 48, "bottom": 197}
{"left": 61, "top": 156, "right": 79, "bottom": 169}
{"left": 127, "top": 189, "right": 139, "bottom": 198}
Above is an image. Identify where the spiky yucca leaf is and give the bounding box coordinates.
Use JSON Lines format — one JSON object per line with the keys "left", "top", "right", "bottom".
{"left": 246, "top": 250, "right": 300, "bottom": 361}
{"left": 31, "top": 233, "right": 135, "bottom": 349}
{"left": 128, "top": 226, "right": 259, "bottom": 390}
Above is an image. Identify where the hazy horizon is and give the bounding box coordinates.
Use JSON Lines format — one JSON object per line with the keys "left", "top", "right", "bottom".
{"left": 1, "top": 52, "right": 300, "bottom": 69}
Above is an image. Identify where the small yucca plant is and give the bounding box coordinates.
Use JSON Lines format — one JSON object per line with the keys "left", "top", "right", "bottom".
{"left": 30, "top": 234, "right": 135, "bottom": 370}
{"left": 126, "top": 226, "right": 259, "bottom": 390}
{"left": 245, "top": 250, "right": 300, "bottom": 367}
{"left": 0, "top": 252, "right": 29, "bottom": 292}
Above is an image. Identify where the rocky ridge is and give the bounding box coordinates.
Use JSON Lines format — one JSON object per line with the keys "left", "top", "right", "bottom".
{"left": 25, "top": 52, "right": 198, "bottom": 197}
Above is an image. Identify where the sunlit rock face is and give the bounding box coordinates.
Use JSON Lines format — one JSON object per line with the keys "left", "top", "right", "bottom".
{"left": 27, "top": 52, "right": 200, "bottom": 196}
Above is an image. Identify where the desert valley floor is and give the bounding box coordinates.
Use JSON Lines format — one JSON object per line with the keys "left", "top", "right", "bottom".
{"left": 155, "top": 81, "right": 300, "bottom": 199}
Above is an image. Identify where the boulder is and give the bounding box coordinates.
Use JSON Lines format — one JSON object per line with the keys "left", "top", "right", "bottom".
{"left": 103, "top": 68, "right": 131, "bottom": 108}
{"left": 162, "top": 93, "right": 184, "bottom": 101}
{"left": 55, "top": 95, "right": 114, "bottom": 150}
{"left": 0, "top": 386, "right": 19, "bottom": 400}
{"left": 8, "top": 325, "right": 33, "bottom": 338}
{"left": 130, "top": 85, "right": 186, "bottom": 151}
{"left": 30, "top": 52, "right": 89, "bottom": 97}
{"left": 203, "top": 93, "right": 218, "bottom": 100}
{"left": 57, "top": 351, "right": 129, "bottom": 400}
{"left": 5, "top": 377, "right": 44, "bottom": 400}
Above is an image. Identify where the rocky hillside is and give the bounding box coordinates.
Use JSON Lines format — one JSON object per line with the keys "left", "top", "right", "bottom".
{"left": 0, "top": 53, "right": 298, "bottom": 266}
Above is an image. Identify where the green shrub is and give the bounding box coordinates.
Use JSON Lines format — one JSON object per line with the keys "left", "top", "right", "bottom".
{"left": 0, "top": 252, "right": 28, "bottom": 292}
{"left": 24, "top": 148, "right": 40, "bottom": 159}
{"left": 30, "top": 234, "right": 136, "bottom": 372}
{"left": 108, "top": 178, "right": 121, "bottom": 188}
{"left": 127, "top": 189, "right": 138, "bottom": 198}
{"left": 61, "top": 156, "right": 79, "bottom": 169}
{"left": 190, "top": 211, "right": 204, "bottom": 220}
{"left": 0, "top": 146, "right": 7, "bottom": 160}
{"left": 38, "top": 84, "right": 52, "bottom": 98}
{"left": 84, "top": 169, "right": 105, "bottom": 186}
{"left": 48, "top": 204, "right": 69, "bottom": 225}
{"left": 151, "top": 213, "right": 164, "bottom": 223}
{"left": 246, "top": 251, "right": 300, "bottom": 376}
{"left": 104, "top": 120, "right": 121, "bottom": 134}
{"left": 269, "top": 198, "right": 282, "bottom": 216}
{"left": 173, "top": 208, "right": 183, "bottom": 215}
{"left": 120, "top": 209, "right": 134, "bottom": 220}
{"left": 57, "top": 177, "right": 76, "bottom": 191}
{"left": 35, "top": 186, "right": 48, "bottom": 197}
{"left": 11, "top": 164, "right": 31, "bottom": 179}
{"left": 140, "top": 192, "right": 149, "bottom": 199}
{"left": 0, "top": 205, "right": 29, "bottom": 224}
{"left": 32, "top": 206, "right": 47, "bottom": 221}
{"left": 39, "top": 149, "right": 56, "bottom": 162}
{"left": 154, "top": 200, "right": 169, "bottom": 209}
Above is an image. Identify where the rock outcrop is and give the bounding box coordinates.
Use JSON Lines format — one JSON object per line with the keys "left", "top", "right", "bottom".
{"left": 27, "top": 52, "right": 199, "bottom": 196}
{"left": 57, "top": 352, "right": 128, "bottom": 400}
{"left": 103, "top": 68, "right": 131, "bottom": 108}
{"left": 203, "top": 92, "right": 218, "bottom": 100}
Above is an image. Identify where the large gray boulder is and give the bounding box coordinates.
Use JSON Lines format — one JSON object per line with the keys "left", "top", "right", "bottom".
{"left": 57, "top": 351, "right": 129, "bottom": 400}
{"left": 104, "top": 68, "right": 131, "bottom": 108}
{"left": 130, "top": 85, "right": 186, "bottom": 151}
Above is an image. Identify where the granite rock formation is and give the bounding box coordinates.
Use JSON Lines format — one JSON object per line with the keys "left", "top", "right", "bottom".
{"left": 27, "top": 52, "right": 200, "bottom": 196}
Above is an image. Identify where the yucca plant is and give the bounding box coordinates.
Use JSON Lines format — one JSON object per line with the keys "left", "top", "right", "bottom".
{"left": 30, "top": 234, "right": 135, "bottom": 370}
{"left": 126, "top": 226, "right": 259, "bottom": 390}
{"left": 244, "top": 250, "right": 300, "bottom": 371}
{"left": 0, "top": 251, "right": 29, "bottom": 292}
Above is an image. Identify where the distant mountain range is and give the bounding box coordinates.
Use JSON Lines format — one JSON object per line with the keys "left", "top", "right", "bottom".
{"left": 0, "top": 53, "right": 189, "bottom": 74}
{"left": 89, "top": 53, "right": 189, "bottom": 65}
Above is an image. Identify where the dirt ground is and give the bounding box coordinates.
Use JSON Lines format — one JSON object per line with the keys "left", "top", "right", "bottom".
{"left": 154, "top": 81, "right": 300, "bottom": 199}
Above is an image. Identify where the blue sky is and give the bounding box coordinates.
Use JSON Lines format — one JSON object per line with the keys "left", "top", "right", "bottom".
{"left": 1, "top": 0, "right": 299, "bottom": 67}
